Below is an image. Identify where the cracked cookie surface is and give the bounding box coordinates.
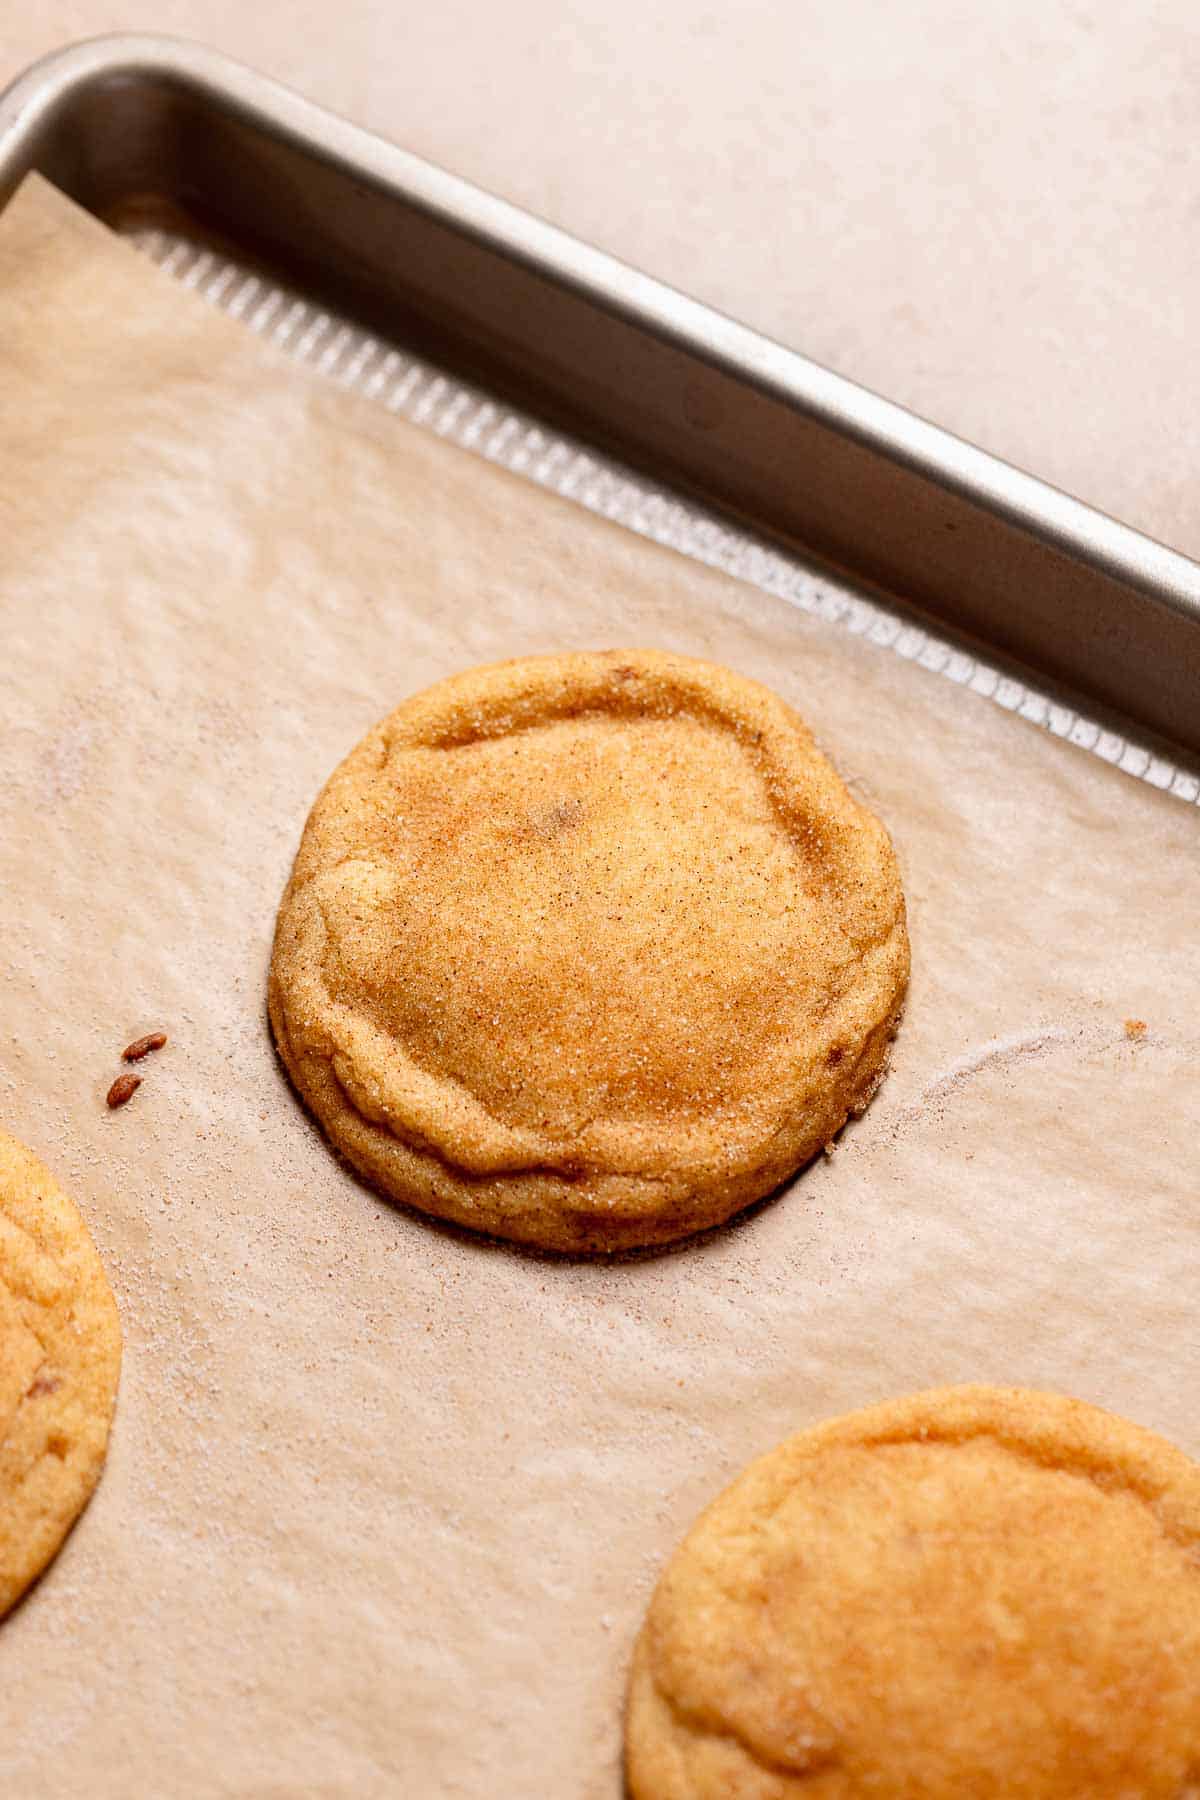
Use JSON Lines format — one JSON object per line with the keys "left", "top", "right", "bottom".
{"left": 268, "top": 649, "right": 908, "bottom": 1251}
{"left": 0, "top": 1128, "right": 121, "bottom": 1617}
{"left": 626, "top": 1385, "right": 1200, "bottom": 1798}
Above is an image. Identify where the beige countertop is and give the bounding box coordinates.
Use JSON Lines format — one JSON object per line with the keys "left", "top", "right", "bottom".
{"left": 4, "top": 3, "right": 1199, "bottom": 558}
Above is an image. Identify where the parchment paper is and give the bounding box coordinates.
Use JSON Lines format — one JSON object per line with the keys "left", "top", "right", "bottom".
{"left": 1, "top": 174, "right": 1197, "bottom": 1799}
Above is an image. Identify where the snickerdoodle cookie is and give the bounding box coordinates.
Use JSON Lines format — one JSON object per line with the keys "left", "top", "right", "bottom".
{"left": 268, "top": 650, "right": 908, "bottom": 1251}
{"left": 626, "top": 1386, "right": 1200, "bottom": 1798}
{"left": 0, "top": 1128, "right": 121, "bottom": 1617}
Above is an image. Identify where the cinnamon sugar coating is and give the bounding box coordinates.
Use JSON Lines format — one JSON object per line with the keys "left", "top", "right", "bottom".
{"left": 268, "top": 650, "right": 908, "bottom": 1251}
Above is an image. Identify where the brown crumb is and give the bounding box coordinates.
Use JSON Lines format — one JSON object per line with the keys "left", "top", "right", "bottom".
{"left": 1124, "top": 1019, "right": 1148, "bottom": 1041}
{"left": 106, "top": 1072, "right": 142, "bottom": 1110}
{"left": 826, "top": 1045, "right": 845, "bottom": 1067}
{"left": 122, "top": 1030, "right": 167, "bottom": 1062}
{"left": 26, "top": 1374, "right": 60, "bottom": 1399}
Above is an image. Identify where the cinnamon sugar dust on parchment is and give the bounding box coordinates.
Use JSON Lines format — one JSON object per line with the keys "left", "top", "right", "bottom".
{"left": 0, "top": 175, "right": 1197, "bottom": 1799}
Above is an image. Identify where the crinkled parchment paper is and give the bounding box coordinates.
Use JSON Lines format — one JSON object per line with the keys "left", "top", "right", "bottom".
{"left": 1, "top": 175, "right": 1197, "bottom": 1798}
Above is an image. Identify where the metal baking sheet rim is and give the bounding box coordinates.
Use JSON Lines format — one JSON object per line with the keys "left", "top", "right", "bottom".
{"left": 0, "top": 31, "right": 1198, "bottom": 786}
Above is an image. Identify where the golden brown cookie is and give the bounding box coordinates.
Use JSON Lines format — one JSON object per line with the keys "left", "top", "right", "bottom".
{"left": 0, "top": 1128, "right": 121, "bottom": 1617}
{"left": 626, "top": 1386, "right": 1200, "bottom": 1798}
{"left": 268, "top": 650, "right": 908, "bottom": 1251}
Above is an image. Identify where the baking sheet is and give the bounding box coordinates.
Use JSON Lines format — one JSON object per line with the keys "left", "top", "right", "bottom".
{"left": 1, "top": 173, "right": 1198, "bottom": 1798}
{"left": 126, "top": 221, "right": 1200, "bottom": 810}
